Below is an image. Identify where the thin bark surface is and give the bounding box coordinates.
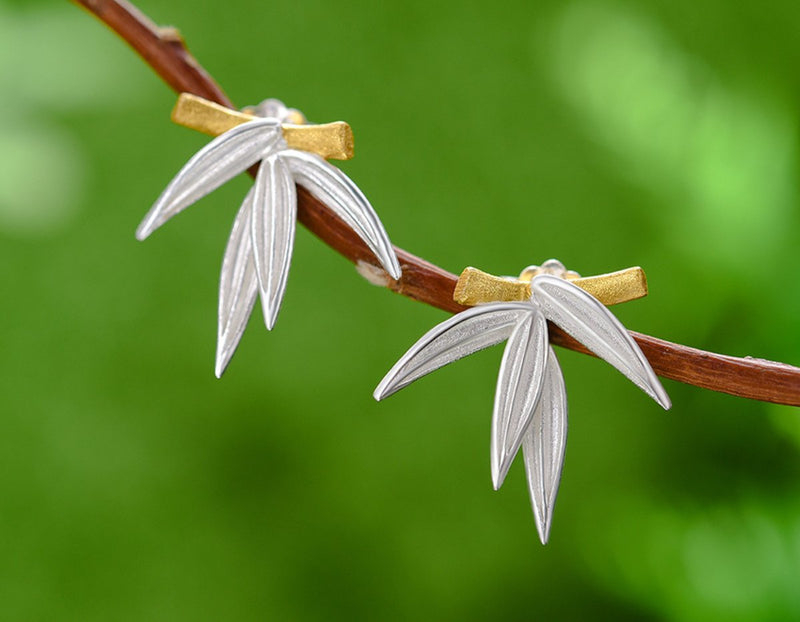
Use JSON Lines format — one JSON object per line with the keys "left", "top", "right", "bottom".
{"left": 75, "top": 0, "right": 800, "bottom": 406}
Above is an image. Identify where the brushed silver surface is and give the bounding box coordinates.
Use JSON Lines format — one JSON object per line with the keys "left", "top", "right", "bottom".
{"left": 373, "top": 303, "right": 532, "bottom": 400}
{"left": 531, "top": 274, "right": 671, "bottom": 409}
{"left": 251, "top": 155, "right": 296, "bottom": 330}
{"left": 137, "top": 119, "right": 282, "bottom": 240}
{"left": 215, "top": 189, "right": 259, "bottom": 378}
{"left": 283, "top": 149, "right": 402, "bottom": 280}
{"left": 491, "top": 309, "right": 548, "bottom": 490}
{"left": 522, "top": 346, "right": 568, "bottom": 545}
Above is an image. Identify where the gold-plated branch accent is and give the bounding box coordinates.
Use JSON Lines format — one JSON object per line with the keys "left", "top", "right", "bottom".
{"left": 281, "top": 123, "right": 354, "bottom": 161}
{"left": 454, "top": 266, "right": 648, "bottom": 307}
{"left": 171, "top": 93, "right": 355, "bottom": 160}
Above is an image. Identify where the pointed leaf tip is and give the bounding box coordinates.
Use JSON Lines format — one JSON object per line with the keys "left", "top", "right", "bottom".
{"left": 216, "top": 189, "right": 259, "bottom": 376}
{"left": 523, "top": 346, "right": 568, "bottom": 546}
{"left": 251, "top": 155, "right": 296, "bottom": 331}
{"left": 135, "top": 225, "right": 150, "bottom": 241}
{"left": 137, "top": 119, "right": 282, "bottom": 238}
{"left": 374, "top": 303, "right": 534, "bottom": 400}
{"left": 491, "top": 310, "right": 548, "bottom": 490}
{"left": 531, "top": 274, "right": 670, "bottom": 409}
{"left": 282, "top": 149, "right": 402, "bottom": 281}
{"left": 373, "top": 384, "right": 387, "bottom": 402}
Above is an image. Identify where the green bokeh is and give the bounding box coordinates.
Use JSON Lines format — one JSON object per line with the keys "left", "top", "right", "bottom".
{"left": 0, "top": 0, "right": 798, "bottom": 619}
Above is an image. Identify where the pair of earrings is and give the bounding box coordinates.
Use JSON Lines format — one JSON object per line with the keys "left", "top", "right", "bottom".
{"left": 140, "top": 95, "right": 670, "bottom": 543}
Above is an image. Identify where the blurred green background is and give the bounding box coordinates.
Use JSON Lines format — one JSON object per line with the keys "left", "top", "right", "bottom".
{"left": 0, "top": 0, "right": 798, "bottom": 619}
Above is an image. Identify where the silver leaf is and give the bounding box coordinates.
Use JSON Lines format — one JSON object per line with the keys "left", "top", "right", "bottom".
{"left": 522, "top": 346, "right": 568, "bottom": 545}
{"left": 491, "top": 309, "right": 548, "bottom": 490}
{"left": 374, "top": 303, "right": 533, "bottom": 400}
{"left": 250, "top": 154, "right": 296, "bottom": 330}
{"left": 215, "top": 188, "right": 259, "bottom": 378}
{"left": 282, "top": 149, "right": 401, "bottom": 280}
{"left": 137, "top": 119, "right": 282, "bottom": 240}
{"left": 531, "top": 274, "right": 671, "bottom": 410}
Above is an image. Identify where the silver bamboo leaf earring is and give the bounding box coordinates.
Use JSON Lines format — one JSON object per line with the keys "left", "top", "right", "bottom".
{"left": 137, "top": 95, "right": 401, "bottom": 376}
{"left": 374, "top": 259, "right": 670, "bottom": 544}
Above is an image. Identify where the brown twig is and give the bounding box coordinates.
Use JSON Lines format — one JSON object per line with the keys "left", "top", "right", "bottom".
{"left": 74, "top": 0, "right": 800, "bottom": 406}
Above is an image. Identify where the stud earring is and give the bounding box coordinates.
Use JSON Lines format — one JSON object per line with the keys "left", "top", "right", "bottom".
{"left": 137, "top": 94, "right": 402, "bottom": 376}
{"left": 375, "top": 259, "right": 670, "bottom": 544}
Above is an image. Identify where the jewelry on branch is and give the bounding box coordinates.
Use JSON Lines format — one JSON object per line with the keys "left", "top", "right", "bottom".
{"left": 374, "top": 259, "right": 671, "bottom": 543}
{"left": 137, "top": 94, "right": 402, "bottom": 376}
{"left": 80, "top": 0, "right": 800, "bottom": 404}
{"left": 70, "top": 0, "right": 800, "bottom": 557}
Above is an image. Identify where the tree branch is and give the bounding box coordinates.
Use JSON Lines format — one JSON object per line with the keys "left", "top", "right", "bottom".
{"left": 74, "top": 0, "right": 800, "bottom": 407}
